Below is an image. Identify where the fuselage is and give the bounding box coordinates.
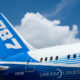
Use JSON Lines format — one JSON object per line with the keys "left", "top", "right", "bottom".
{"left": 1, "top": 43, "right": 80, "bottom": 80}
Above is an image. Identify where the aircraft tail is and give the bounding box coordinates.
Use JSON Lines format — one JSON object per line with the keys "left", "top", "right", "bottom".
{"left": 0, "top": 13, "right": 34, "bottom": 59}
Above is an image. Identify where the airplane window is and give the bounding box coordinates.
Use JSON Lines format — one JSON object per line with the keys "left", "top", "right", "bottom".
{"left": 67, "top": 55, "right": 70, "bottom": 59}
{"left": 55, "top": 56, "right": 58, "bottom": 60}
{"left": 45, "top": 57, "right": 48, "bottom": 61}
{"left": 40, "top": 58, "right": 43, "bottom": 62}
{"left": 27, "top": 59, "right": 29, "bottom": 64}
{"left": 73, "top": 54, "right": 76, "bottom": 59}
{"left": 50, "top": 56, "right": 53, "bottom": 61}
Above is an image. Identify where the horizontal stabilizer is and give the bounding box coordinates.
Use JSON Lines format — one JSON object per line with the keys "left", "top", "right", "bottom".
{"left": 0, "top": 66, "right": 9, "bottom": 71}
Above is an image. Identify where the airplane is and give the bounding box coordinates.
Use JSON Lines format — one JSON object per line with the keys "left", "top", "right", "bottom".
{"left": 0, "top": 13, "right": 80, "bottom": 80}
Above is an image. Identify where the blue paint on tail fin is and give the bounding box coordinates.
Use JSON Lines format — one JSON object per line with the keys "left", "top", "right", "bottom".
{"left": 0, "top": 13, "right": 29, "bottom": 58}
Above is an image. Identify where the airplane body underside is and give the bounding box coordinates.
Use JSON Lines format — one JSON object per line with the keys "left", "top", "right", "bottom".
{"left": 1, "top": 64, "right": 80, "bottom": 80}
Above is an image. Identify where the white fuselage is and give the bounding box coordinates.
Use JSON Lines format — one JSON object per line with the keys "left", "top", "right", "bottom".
{"left": 28, "top": 43, "right": 80, "bottom": 63}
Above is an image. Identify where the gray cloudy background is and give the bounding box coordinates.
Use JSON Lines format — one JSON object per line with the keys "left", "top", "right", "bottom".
{"left": 0, "top": 0, "right": 80, "bottom": 49}
{"left": 16, "top": 13, "right": 80, "bottom": 49}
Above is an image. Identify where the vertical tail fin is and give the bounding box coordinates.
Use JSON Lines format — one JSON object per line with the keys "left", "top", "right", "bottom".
{"left": 0, "top": 13, "right": 33, "bottom": 58}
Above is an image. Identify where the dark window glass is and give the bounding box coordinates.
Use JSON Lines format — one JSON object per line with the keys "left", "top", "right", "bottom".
{"left": 27, "top": 59, "right": 29, "bottom": 64}
{"left": 50, "top": 56, "right": 53, "bottom": 61}
{"left": 40, "top": 58, "right": 43, "bottom": 62}
{"left": 45, "top": 57, "right": 48, "bottom": 61}
{"left": 55, "top": 56, "right": 58, "bottom": 60}
{"left": 27, "top": 59, "right": 32, "bottom": 64}
{"left": 73, "top": 54, "right": 76, "bottom": 59}
{"left": 67, "top": 55, "right": 70, "bottom": 59}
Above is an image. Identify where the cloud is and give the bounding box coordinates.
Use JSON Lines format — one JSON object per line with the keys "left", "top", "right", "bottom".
{"left": 15, "top": 12, "right": 80, "bottom": 49}
{"left": 44, "top": 0, "right": 78, "bottom": 18}
{"left": 53, "top": 0, "right": 75, "bottom": 16}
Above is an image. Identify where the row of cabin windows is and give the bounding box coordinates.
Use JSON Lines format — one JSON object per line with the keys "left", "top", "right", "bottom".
{"left": 67, "top": 54, "right": 76, "bottom": 59}
{"left": 40, "top": 54, "right": 76, "bottom": 62}
{"left": 40, "top": 56, "right": 58, "bottom": 62}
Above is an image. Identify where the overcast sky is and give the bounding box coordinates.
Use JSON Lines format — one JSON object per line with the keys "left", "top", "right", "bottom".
{"left": 0, "top": 0, "right": 80, "bottom": 48}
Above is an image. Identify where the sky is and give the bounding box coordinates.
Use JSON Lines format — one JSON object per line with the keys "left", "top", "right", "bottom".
{"left": 0, "top": 0, "right": 80, "bottom": 49}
